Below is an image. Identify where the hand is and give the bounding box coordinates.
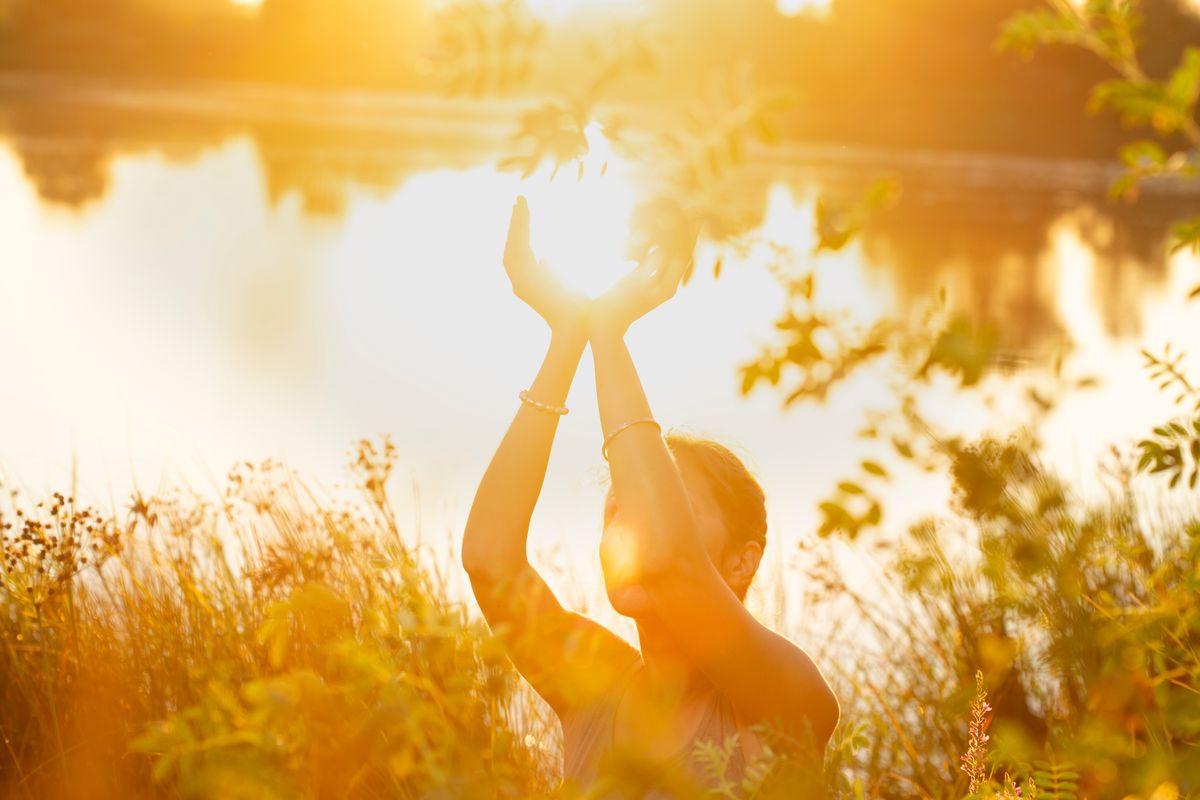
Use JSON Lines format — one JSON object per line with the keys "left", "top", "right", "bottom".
{"left": 587, "top": 248, "right": 688, "bottom": 340}
{"left": 504, "top": 196, "right": 587, "bottom": 338}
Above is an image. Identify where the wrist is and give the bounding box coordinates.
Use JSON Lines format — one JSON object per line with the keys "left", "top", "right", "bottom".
{"left": 585, "top": 311, "right": 629, "bottom": 345}
{"left": 550, "top": 320, "right": 588, "bottom": 349}
{"left": 588, "top": 327, "right": 627, "bottom": 354}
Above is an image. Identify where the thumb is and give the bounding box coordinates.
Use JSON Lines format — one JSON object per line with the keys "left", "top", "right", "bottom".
{"left": 505, "top": 196, "right": 532, "bottom": 266}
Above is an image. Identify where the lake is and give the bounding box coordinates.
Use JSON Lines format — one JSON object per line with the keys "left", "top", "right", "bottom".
{"left": 2, "top": 74, "right": 1198, "bottom": 628}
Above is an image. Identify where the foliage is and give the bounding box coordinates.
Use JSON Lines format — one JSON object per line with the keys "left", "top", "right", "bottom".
{"left": 3, "top": 1, "right": 1199, "bottom": 798}
{"left": 425, "top": 0, "right": 544, "bottom": 96}
{"left": 998, "top": 0, "right": 1200, "bottom": 261}
{"left": 0, "top": 441, "right": 556, "bottom": 799}
{"left": 1136, "top": 346, "right": 1200, "bottom": 490}
{"left": 735, "top": 0, "right": 1200, "bottom": 547}
{"left": 4, "top": 426, "right": 1198, "bottom": 799}
{"left": 809, "top": 431, "right": 1200, "bottom": 799}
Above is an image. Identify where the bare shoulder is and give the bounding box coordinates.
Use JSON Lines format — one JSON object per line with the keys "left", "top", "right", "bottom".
{"left": 736, "top": 625, "right": 839, "bottom": 750}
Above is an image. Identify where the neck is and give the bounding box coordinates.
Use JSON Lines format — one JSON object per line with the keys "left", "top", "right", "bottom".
{"left": 636, "top": 619, "right": 711, "bottom": 697}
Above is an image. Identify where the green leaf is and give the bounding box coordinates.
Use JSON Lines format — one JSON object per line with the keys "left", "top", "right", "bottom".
{"left": 861, "top": 460, "right": 889, "bottom": 478}
{"left": 1167, "top": 46, "right": 1200, "bottom": 110}
{"left": 996, "top": 9, "right": 1081, "bottom": 57}
{"left": 917, "top": 314, "right": 997, "bottom": 386}
{"left": 1118, "top": 139, "right": 1167, "bottom": 170}
{"left": 1109, "top": 171, "right": 1141, "bottom": 200}
{"left": 1170, "top": 218, "right": 1200, "bottom": 254}
{"left": 740, "top": 365, "right": 760, "bottom": 396}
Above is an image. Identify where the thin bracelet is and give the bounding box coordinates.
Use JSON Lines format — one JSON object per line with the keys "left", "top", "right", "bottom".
{"left": 602, "top": 418, "right": 661, "bottom": 461}
{"left": 519, "top": 389, "right": 569, "bottom": 417}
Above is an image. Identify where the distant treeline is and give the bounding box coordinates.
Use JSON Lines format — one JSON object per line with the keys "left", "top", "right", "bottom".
{"left": 2, "top": 0, "right": 1200, "bottom": 157}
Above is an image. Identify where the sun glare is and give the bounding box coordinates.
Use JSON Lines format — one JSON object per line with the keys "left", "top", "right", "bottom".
{"left": 522, "top": 0, "right": 642, "bottom": 20}
{"left": 599, "top": 521, "right": 642, "bottom": 584}
{"left": 520, "top": 122, "right": 639, "bottom": 298}
{"left": 777, "top": 0, "right": 831, "bottom": 16}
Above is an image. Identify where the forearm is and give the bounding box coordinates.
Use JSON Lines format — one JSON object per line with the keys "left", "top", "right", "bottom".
{"left": 463, "top": 329, "right": 586, "bottom": 577}
{"left": 590, "top": 332, "right": 707, "bottom": 573}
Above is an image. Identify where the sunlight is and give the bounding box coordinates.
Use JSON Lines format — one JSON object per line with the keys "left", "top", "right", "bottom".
{"left": 227, "top": 0, "right": 262, "bottom": 10}
{"left": 522, "top": 0, "right": 641, "bottom": 20}
{"left": 520, "top": 122, "right": 639, "bottom": 298}
{"left": 599, "top": 521, "right": 642, "bottom": 585}
{"left": 777, "top": 0, "right": 831, "bottom": 17}
{"left": 753, "top": 183, "right": 892, "bottom": 329}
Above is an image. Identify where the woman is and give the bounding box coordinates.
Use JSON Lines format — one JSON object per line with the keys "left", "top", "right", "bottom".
{"left": 462, "top": 197, "right": 839, "bottom": 796}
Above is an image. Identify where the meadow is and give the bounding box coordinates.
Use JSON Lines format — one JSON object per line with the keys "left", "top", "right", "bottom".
{"left": 2, "top": 420, "right": 1197, "bottom": 799}
{"left": 3, "top": 0, "right": 1200, "bottom": 797}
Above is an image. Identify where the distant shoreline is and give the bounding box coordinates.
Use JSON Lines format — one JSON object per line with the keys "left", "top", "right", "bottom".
{"left": 4, "top": 69, "right": 1200, "bottom": 206}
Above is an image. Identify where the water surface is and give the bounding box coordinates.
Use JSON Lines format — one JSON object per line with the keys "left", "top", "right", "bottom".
{"left": 3, "top": 76, "right": 1198, "bottom": 622}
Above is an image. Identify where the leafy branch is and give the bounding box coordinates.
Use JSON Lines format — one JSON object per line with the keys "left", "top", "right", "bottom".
{"left": 999, "top": 0, "right": 1200, "bottom": 260}
{"left": 1136, "top": 346, "right": 1200, "bottom": 489}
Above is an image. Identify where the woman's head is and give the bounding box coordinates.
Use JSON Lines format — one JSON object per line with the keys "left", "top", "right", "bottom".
{"left": 600, "top": 432, "right": 767, "bottom": 618}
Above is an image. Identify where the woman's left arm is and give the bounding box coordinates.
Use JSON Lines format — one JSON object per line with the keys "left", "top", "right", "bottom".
{"left": 588, "top": 258, "right": 840, "bottom": 749}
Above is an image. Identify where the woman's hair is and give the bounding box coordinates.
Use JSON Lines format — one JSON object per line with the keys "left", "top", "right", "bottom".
{"left": 664, "top": 431, "right": 767, "bottom": 565}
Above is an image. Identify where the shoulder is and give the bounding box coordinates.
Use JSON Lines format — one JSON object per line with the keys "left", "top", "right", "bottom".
{"left": 724, "top": 627, "right": 840, "bottom": 751}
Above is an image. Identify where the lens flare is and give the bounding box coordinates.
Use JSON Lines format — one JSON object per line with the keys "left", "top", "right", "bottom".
{"left": 600, "top": 521, "right": 643, "bottom": 585}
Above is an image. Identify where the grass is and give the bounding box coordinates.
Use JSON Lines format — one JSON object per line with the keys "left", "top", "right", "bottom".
{"left": 1, "top": 435, "right": 1197, "bottom": 799}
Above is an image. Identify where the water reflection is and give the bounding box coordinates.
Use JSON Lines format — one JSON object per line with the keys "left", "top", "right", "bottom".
{"left": 6, "top": 76, "right": 1195, "bottom": 343}
{"left": 1, "top": 78, "right": 1198, "bottom": 622}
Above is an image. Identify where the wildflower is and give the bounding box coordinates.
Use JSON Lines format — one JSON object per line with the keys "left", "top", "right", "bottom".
{"left": 961, "top": 670, "right": 992, "bottom": 794}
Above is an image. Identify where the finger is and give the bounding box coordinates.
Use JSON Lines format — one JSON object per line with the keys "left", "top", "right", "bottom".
{"left": 631, "top": 247, "right": 660, "bottom": 282}
{"left": 504, "top": 196, "right": 531, "bottom": 270}
{"left": 656, "top": 248, "right": 689, "bottom": 295}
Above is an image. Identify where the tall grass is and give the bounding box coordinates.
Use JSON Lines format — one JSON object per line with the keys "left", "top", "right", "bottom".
{"left": 1, "top": 442, "right": 554, "bottom": 799}
{"left": 811, "top": 437, "right": 1200, "bottom": 799}
{"left": 2, "top": 436, "right": 1197, "bottom": 799}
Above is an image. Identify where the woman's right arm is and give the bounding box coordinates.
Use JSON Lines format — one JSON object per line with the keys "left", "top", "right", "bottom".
{"left": 462, "top": 198, "right": 638, "bottom": 714}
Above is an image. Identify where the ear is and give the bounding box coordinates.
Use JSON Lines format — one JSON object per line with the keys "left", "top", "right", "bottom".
{"left": 721, "top": 540, "right": 764, "bottom": 598}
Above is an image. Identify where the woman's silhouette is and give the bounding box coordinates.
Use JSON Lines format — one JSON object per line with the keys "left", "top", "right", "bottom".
{"left": 462, "top": 196, "right": 839, "bottom": 795}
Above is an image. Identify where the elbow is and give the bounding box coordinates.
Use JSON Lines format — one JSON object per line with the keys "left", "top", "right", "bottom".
{"left": 460, "top": 527, "right": 491, "bottom": 579}
{"left": 461, "top": 549, "right": 484, "bottom": 580}
{"left": 460, "top": 528, "right": 523, "bottom": 584}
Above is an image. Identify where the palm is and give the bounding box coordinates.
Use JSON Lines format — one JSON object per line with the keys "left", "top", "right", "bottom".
{"left": 504, "top": 197, "right": 586, "bottom": 332}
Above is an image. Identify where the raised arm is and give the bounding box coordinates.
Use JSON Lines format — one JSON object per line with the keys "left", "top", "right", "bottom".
{"left": 587, "top": 255, "right": 840, "bottom": 749}
{"left": 462, "top": 197, "right": 638, "bottom": 715}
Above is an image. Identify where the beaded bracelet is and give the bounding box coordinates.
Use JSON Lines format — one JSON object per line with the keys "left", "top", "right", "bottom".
{"left": 601, "top": 418, "right": 661, "bottom": 461}
{"left": 519, "top": 389, "right": 569, "bottom": 417}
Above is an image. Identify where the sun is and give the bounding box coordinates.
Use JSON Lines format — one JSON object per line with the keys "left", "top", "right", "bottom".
{"left": 777, "top": 0, "right": 831, "bottom": 16}
{"left": 518, "top": 122, "right": 640, "bottom": 299}
{"left": 520, "top": 0, "right": 642, "bottom": 20}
